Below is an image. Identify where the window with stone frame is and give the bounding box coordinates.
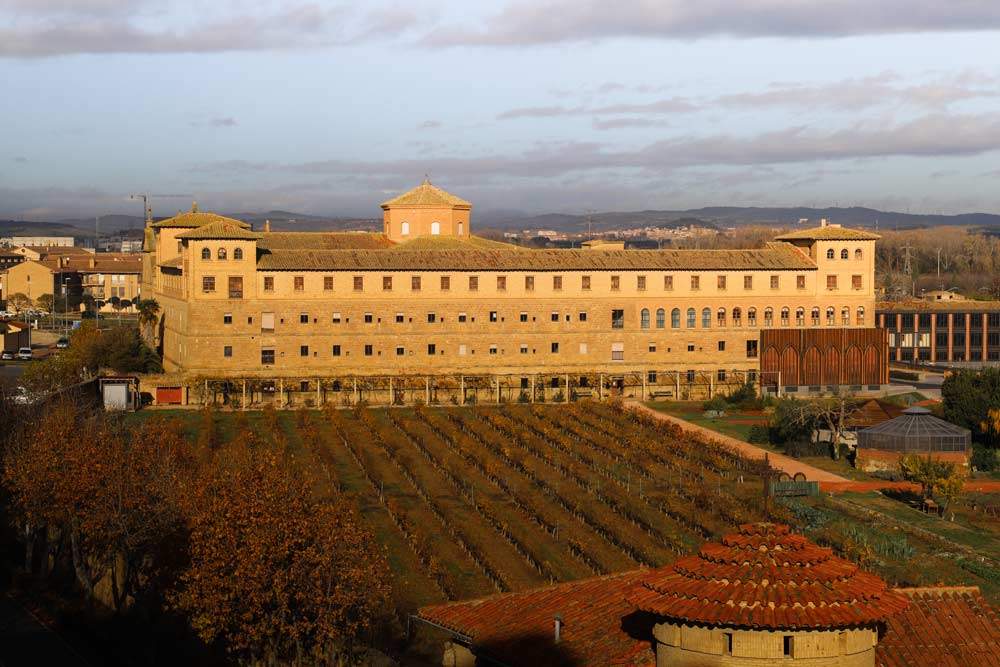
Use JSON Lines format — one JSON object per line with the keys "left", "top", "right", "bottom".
{"left": 202, "top": 276, "right": 215, "bottom": 293}
{"left": 353, "top": 276, "right": 363, "bottom": 291}
{"left": 293, "top": 276, "right": 304, "bottom": 291}
{"left": 411, "top": 275, "right": 421, "bottom": 291}
{"left": 324, "top": 276, "right": 334, "bottom": 291}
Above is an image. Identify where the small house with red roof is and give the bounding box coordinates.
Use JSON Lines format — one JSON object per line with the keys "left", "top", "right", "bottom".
{"left": 418, "top": 523, "right": 998, "bottom": 667}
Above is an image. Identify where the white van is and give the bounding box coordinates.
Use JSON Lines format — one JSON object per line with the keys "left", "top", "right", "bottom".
{"left": 17, "top": 347, "right": 33, "bottom": 360}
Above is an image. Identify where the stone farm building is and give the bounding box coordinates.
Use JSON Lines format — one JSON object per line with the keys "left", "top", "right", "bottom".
{"left": 141, "top": 181, "right": 887, "bottom": 405}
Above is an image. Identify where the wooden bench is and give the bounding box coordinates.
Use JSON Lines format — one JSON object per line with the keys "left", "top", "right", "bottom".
{"left": 922, "top": 498, "right": 941, "bottom": 516}
{"left": 648, "top": 389, "right": 674, "bottom": 399}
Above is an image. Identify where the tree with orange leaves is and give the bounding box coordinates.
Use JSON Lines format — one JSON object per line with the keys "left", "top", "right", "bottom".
{"left": 171, "top": 440, "right": 390, "bottom": 665}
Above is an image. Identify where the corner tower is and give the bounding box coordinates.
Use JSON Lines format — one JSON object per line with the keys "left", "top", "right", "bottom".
{"left": 380, "top": 178, "right": 471, "bottom": 242}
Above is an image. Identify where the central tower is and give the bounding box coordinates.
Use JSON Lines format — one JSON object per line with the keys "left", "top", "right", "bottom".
{"left": 380, "top": 178, "right": 472, "bottom": 242}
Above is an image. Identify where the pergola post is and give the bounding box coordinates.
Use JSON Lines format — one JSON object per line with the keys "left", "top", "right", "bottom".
{"left": 460, "top": 375, "right": 465, "bottom": 404}
{"left": 242, "top": 380, "right": 247, "bottom": 411}
{"left": 641, "top": 371, "right": 646, "bottom": 401}
{"left": 565, "top": 374, "right": 570, "bottom": 402}
{"left": 316, "top": 380, "right": 321, "bottom": 406}
{"left": 599, "top": 373, "right": 604, "bottom": 401}
{"left": 495, "top": 375, "right": 500, "bottom": 404}
{"left": 278, "top": 379, "right": 284, "bottom": 408}
{"left": 388, "top": 377, "right": 393, "bottom": 406}
{"left": 425, "top": 377, "right": 430, "bottom": 404}
{"left": 675, "top": 371, "right": 680, "bottom": 398}
{"left": 530, "top": 375, "right": 535, "bottom": 403}
{"left": 353, "top": 377, "right": 358, "bottom": 405}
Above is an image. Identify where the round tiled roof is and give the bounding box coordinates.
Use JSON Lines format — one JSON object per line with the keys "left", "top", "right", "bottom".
{"left": 629, "top": 523, "right": 909, "bottom": 630}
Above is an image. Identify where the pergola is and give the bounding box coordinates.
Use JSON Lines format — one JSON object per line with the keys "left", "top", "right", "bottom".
{"left": 857, "top": 406, "right": 970, "bottom": 454}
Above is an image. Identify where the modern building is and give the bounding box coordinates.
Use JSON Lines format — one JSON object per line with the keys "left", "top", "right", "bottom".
{"left": 877, "top": 300, "right": 1000, "bottom": 366}
{"left": 417, "top": 523, "right": 997, "bottom": 666}
{"left": 0, "top": 236, "right": 75, "bottom": 248}
{"left": 141, "top": 185, "right": 884, "bottom": 404}
{"left": 3, "top": 250, "right": 141, "bottom": 312}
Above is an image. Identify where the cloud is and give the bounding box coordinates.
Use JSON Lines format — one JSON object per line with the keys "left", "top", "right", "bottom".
{"left": 13, "top": 156, "right": 28, "bottom": 163}
{"left": 425, "top": 1, "right": 1000, "bottom": 46}
{"left": 498, "top": 105, "right": 588, "bottom": 119}
{"left": 499, "top": 97, "right": 694, "bottom": 120}
{"left": 190, "top": 116, "right": 238, "bottom": 128}
{"left": 591, "top": 117, "right": 671, "bottom": 130}
{"left": 416, "top": 120, "right": 442, "bottom": 129}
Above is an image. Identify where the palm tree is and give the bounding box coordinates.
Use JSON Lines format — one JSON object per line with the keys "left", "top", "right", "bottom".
{"left": 136, "top": 298, "right": 160, "bottom": 344}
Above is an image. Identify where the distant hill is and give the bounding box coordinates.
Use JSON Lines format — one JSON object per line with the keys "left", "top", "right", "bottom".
{"left": 0, "top": 219, "right": 87, "bottom": 237}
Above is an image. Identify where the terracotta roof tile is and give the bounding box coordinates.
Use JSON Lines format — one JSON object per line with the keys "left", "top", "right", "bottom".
{"left": 877, "top": 299, "right": 1000, "bottom": 313}
{"left": 774, "top": 225, "right": 880, "bottom": 241}
{"left": 257, "top": 231, "right": 393, "bottom": 251}
{"left": 175, "top": 222, "right": 262, "bottom": 241}
{"left": 152, "top": 203, "right": 251, "bottom": 229}
{"left": 380, "top": 178, "right": 471, "bottom": 208}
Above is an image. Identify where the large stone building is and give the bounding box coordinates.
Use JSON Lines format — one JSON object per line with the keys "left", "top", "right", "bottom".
{"left": 142, "top": 184, "right": 883, "bottom": 404}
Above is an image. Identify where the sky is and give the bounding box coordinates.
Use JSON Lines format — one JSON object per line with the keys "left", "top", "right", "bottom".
{"left": 2, "top": 0, "right": 1000, "bottom": 220}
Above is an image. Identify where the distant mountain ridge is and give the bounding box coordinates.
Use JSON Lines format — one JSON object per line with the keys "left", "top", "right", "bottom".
{"left": 4, "top": 205, "right": 999, "bottom": 238}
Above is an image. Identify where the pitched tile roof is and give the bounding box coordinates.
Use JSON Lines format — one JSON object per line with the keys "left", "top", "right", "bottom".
{"left": 774, "top": 225, "right": 881, "bottom": 241}
{"left": 380, "top": 178, "right": 472, "bottom": 208}
{"left": 175, "top": 222, "right": 262, "bottom": 241}
{"left": 628, "top": 523, "right": 909, "bottom": 630}
{"left": 419, "top": 570, "right": 656, "bottom": 667}
{"left": 152, "top": 203, "right": 251, "bottom": 229}
{"left": 877, "top": 587, "right": 1000, "bottom": 667}
{"left": 256, "top": 241, "right": 815, "bottom": 272}
{"left": 36, "top": 254, "right": 142, "bottom": 274}
{"left": 257, "top": 231, "right": 393, "bottom": 251}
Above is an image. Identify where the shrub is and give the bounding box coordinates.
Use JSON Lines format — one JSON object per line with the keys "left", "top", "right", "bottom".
{"left": 747, "top": 424, "right": 770, "bottom": 444}
{"left": 724, "top": 381, "right": 760, "bottom": 409}
{"left": 971, "top": 443, "right": 998, "bottom": 472}
{"left": 702, "top": 396, "right": 728, "bottom": 413}
{"left": 783, "top": 438, "right": 830, "bottom": 459}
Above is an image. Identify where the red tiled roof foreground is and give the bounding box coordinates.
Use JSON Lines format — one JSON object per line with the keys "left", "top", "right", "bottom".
{"left": 877, "top": 587, "right": 1000, "bottom": 667}
{"left": 628, "top": 523, "right": 909, "bottom": 630}
{"left": 418, "top": 570, "right": 656, "bottom": 667}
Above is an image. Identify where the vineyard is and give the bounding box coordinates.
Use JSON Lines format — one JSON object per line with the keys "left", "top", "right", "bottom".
{"left": 173, "top": 400, "right": 779, "bottom": 615}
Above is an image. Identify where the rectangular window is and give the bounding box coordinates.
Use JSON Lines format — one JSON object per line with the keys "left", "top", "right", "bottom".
{"left": 224, "top": 345, "right": 232, "bottom": 358}
{"left": 497, "top": 276, "right": 507, "bottom": 291}
{"left": 717, "top": 275, "right": 727, "bottom": 290}
{"left": 294, "top": 276, "right": 304, "bottom": 291}
{"left": 396, "top": 312, "right": 404, "bottom": 323}
{"left": 332, "top": 345, "right": 341, "bottom": 356}
{"left": 611, "top": 275, "right": 620, "bottom": 291}
{"left": 553, "top": 275, "right": 563, "bottom": 290}
{"left": 611, "top": 342, "right": 624, "bottom": 361}
{"left": 744, "top": 275, "right": 753, "bottom": 290}
{"left": 324, "top": 276, "right": 334, "bottom": 291}
{"left": 520, "top": 344, "right": 528, "bottom": 354}
{"left": 827, "top": 275, "right": 838, "bottom": 290}
{"left": 648, "top": 344, "right": 656, "bottom": 352}
{"left": 490, "top": 311, "right": 498, "bottom": 322}
{"left": 783, "top": 636, "right": 793, "bottom": 658}
{"left": 228, "top": 276, "right": 243, "bottom": 299}
{"left": 581, "top": 275, "right": 591, "bottom": 290}
{"left": 469, "top": 275, "right": 478, "bottom": 291}
{"left": 223, "top": 313, "right": 232, "bottom": 325}
{"left": 611, "top": 309, "right": 624, "bottom": 329}
{"left": 261, "top": 312, "right": 275, "bottom": 332}
{"left": 427, "top": 344, "right": 436, "bottom": 355}
{"left": 691, "top": 275, "right": 700, "bottom": 290}
{"left": 427, "top": 313, "right": 436, "bottom": 323}
{"left": 353, "top": 276, "right": 363, "bottom": 291}
{"left": 551, "top": 342, "right": 559, "bottom": 353}
{"left": 202, "top": 276, "right": 215, "bottom": 293}
{"left": 796, "top": 275, "right": 806, "bottom": 289}
{"left": 300, "top": 313, "right": 309, "bottom": 324}
{"left": 411, "top": 276, "right": 421, "bottom": 291}
{"left": 396, "top": 346, "right": 405, "bottom": 356}
{"left": 440, "top": 275, "right": 450, "bottom": 291}
{"left": 852, "top": 274, "right": 863, "bottom": 290}
{"left": 550, "top": 312, "right": 559, "bottom": 322}
{"left": 770, "top": 275, "right": 779, "bottom": 290}
{"left": 724, "top": 633, "right": 733, "bottom": 655}
{"left": 746, "top": 340, "right": 758, "bottom": 358}
{"left": 458, "top": 344, "right": 467, "bottom": 356}
{"left": 520, "top": 312, "right": 528, "bottom": 322}
{"left": 261, "top": 348, "right": 275, "bottom": 365}
{"left": 264, "top": 276, "right": 274, "bottom": 291}
{"left": 718, "top": 340, "right": 726, "bottom": 351}
{"left": 300, "top": 345, "right": 309, "bottom": 357}
{"left": 717, "top": 369, "right": 727, "bottom": 382}
{"left": 579, "top": 342, "right": 588, "bottom": 354}
{"left": 364, "top": 313, "right": 373, "bottom": 323}
{"left": 525, "top": 275, "right": 535, "bottom": 291}
{"left": 637, "top": 275, "right": 647, "bottom": 291}
{"left": 332, "top": 312, "right": 342, "bottom": 324}
{"left": 489, "top": 345, "right": 498, "bottom": 355}
{"left": 458, "top": 312, "right": 467, "bottom": 322}
{"left": 364, "top": 344, "right": 373, "bottom": 356}
{"left": 687, "top": 344, "right": 695, "bottom": 352}
{"left": 664, "top": 275, "right": 673, "bottom": 290}
{"left": 383, "top": 276, "right": 393, "bottom": 291}
{"left": 579, "top": 312, "right": 588, "bottom": 322}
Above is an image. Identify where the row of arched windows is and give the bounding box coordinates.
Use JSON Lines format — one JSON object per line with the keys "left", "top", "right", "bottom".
{"left": 201, "top": 247, "right": 244, "bottom": 260}
{"left": 639, "top": 306, "right": 866, "bottom": 329}
{"left": 827, "top": 248, "right": 863, "bottom": 260}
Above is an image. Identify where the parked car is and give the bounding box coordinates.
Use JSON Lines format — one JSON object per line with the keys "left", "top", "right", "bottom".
{"left": 56, "top": 337, "right": 69, "bottom": 349}
{"left": 0, "top": 310, "right": 14, "bottom": 319}
{"left": 17, "top": 347, "right": 33, "bottom": 360}
{"left": 0, "top": 350, "right": 13, "bottom": 360}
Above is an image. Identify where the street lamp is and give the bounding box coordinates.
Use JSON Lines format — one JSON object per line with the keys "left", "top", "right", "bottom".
{"left": 61, "top": 276, "right": 71, "bottom": 338}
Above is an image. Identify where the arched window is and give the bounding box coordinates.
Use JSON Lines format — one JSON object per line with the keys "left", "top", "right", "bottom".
{"left": 717, "top": 308, "right": 726, "bottom": 327}
{"left": 201, "top": 247, "right": 210, "bottom": 260}
{"left": 747, "top": 307, "right": 757, "bottom": 326}
{"left": 854, "top": 248, "right": 863, "bottom": 260}
{"left": 401, "top": 221, "right": 410, "bottom": 236}
{"left": 430, "top": 221, "right": 441, "bottom": 235}
{"left": 826, "top": 307, "right": 835, "bottom": 326}
{"left": 234, "top": 247, "right": 243, "bottom": 260}
{"left": 218, "top": 248, "right": 227, "bottom": 260}
{"left": 732, "top": 307, "right": 742, "bottom": 326}
{"left": 702, "top": 308, "right": 711, "bottom": 328}
{"left": 656, "top": 308, "right": 665, "bottom": 328}
{"left": 811, "top": 307, "right": 820, "bottom": 326}
{"left": 841, "top": 307, "right": 850, "bottom": 325}
{"left": 840, "top": 248, "right": 849, "bottom": 259}
{"left": 457, "top": 222, "right": 464, "bottom": 236}
{"left": 826, "top": 248, "right": 835, "bottom": 260}
{"left": 763, "top": 308, "right": 773, "bottom": 327}
{"left": 856, "top": 307, "right": 865, "bottom": 325}
{"left": 796, "top": 307, "right": 805, "bottom": 326}
{"left": 686, "top": 308, "right": 696, "bottom": 328}
{"left": 671, "top": 308, "right": 681, "bottom": 328}
{"left": 640, "top": 308, "right": 650, "bottom": 329}
{"left": 780, "top": 307, "right": 790, "bottom": 326}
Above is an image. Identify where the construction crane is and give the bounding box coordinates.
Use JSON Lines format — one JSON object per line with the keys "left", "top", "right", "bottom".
{"left": 129, "top": 193, "right": 192, "bottom": 225}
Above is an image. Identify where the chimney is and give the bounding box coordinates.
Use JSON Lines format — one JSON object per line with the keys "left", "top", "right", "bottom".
{"left": 553, "top": 614, "right": 563, "bottom": 644}
{"left": 264, "top": 219, "right": 271, "bottom": 233}
{"left": 89, "top": 256, "right": 96, "bottom": 269}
